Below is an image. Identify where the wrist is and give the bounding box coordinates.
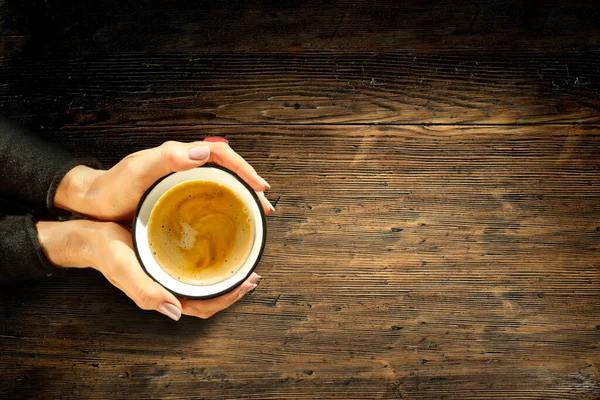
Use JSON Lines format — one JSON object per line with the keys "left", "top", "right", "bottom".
{"left": 54, "top": 165, "right": 105, "bottom": 216}
{"left": 35, "top": 220, "right": 97, "bottom": 269}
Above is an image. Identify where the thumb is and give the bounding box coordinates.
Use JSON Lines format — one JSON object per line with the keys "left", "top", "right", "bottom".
{"left": 127, "top": 141, "right": 211, "bottom": 189}
{"left": 135, "top": 280, "right": 183, "bottom": 321}
{"left": 106, "top": 246, "right": 184, "bottom": 321}
{"left": 130, "top": 277, "right": 183, "bottom": 321}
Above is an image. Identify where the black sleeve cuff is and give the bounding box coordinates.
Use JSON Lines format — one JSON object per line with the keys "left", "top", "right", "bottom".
{"left": 0, "top": 117, "right": 102, "bottom": 212}
{"left": 0, "top": 214, "right": 64, "bottom": 284}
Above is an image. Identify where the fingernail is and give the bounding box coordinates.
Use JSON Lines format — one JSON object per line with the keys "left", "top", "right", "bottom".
{"left": 250, "top": 274, "right": 262, "bottom": 284}
{"left": 189, "top": 146, "right": 210, "bottom": 161}
{"left": 158, "top": 302, "right": 182, "bottom": 321}
{"left": 259, "top": 176, "right": 271, "bottom": 189}
{"left": 265, "top": 198, "right": 276, "bottom": 212}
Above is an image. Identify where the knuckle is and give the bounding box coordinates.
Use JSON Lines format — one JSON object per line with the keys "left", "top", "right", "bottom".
{"left": 160, "top": 140, "right": 178, "bottom": 149}
{"left": 101, "top": 222, "right": 123, "bottom": 238}
{"left": 123, "top": 158, "right": 143, "bottom": 178}
{"left": 160, "top": 142, "right": 182, "bottom": 169}
{"left": 134, "top": 287, "right": 155, "bottom": 310}
{"left": 160, "top": 141, "right": 180, "bottom": 155}
{"left": 110, "top": 248, "right": 128, "bottom": 268}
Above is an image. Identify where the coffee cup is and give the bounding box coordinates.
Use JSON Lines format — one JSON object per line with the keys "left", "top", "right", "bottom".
{"left": 132, "top": 165, "right": 266, "bottom": 299}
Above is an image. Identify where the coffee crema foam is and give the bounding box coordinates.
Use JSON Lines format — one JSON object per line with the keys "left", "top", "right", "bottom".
{"left": 147, "top": 180, "right": 254, "bottom": 285}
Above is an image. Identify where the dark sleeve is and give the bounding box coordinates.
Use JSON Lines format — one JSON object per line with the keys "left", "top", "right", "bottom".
{"left": 0, "top": 117, "right": 101, "bottom": 211}
{"left": 0, "top": 214, "right": 62, "bottom": 284}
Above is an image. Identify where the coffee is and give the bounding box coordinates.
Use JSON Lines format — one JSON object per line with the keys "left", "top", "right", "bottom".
{"left": 147, "top": 180, "right": 254, "bottom": 285}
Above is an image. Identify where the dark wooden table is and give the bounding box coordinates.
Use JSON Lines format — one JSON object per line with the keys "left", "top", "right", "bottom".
{"left": 1, "top": 1, "right": 599, "bottom": 398}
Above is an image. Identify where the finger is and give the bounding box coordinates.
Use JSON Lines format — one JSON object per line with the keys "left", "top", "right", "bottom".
{"left": 180, "top": 273, "right": 261, "bottom": 319}
{"left": 257, "top": 192, "right": 276, "bottom": 215}
{"left": 126, "top": 141, "right": 212, "bottom": 189}
{"left": 102, "top": 238, "right": 183, "bottom": 321}
{"left": 127, "top": 140, "right": 270, "bottom": 193}
{"left": 181, "top": 281, "right": 256, "bottom": 319}
{"left": 203, "top": 137, "right": 229, "bottom": 145}
{"left": 203, "top": 141, "right": 270, "bottom": 192}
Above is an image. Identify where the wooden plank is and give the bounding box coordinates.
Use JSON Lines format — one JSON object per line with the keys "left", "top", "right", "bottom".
{"left": 1, "top": 51, "right": 599, "bottom": 126}
{"left": 1, "top": 124, "right": 598, "bottom": 399}
{"left": 1, "top": 0, "right": 599, "bottom": 55}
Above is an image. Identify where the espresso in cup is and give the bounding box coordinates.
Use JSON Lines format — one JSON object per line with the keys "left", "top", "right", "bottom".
{"left": 133, "top": 166, "right": 266, "bottom": 299}
{"left": 147, "top": 180, "right": 254, "bottom": 285}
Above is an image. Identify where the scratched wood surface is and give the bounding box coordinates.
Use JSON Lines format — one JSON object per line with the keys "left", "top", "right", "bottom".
{"left": 1, "top": 0, "right": 600, "bottom": 55}
{"left": 1, "top": 0, "right": 599, "bottom": 399}
{"left": 1, "top": 51, "right": 599, "bottom": 126}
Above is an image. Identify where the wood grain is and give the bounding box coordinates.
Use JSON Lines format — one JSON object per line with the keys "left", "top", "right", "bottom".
{"left": 1, "top": 0, "right": 600, "bottom": 55}
{"left": 1, "top": 0, "right": 599, "bottom": 398}
{"left": 1, "top": 125, "right": 599, "bottom": 399}
{"left": 1, "top": 51, "right": 599, "bottom": 126}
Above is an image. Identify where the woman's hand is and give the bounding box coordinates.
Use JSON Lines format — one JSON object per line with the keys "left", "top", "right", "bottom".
{"left": 54, "top": 140, "right": 275, "bottom": 222}
{"left": 47, "top": 140, "right": 271, "bottom": 320}
{"left": 36, "top": 219, "right": 260, "bottom": 320}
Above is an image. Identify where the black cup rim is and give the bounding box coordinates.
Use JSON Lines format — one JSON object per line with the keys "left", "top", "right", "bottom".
{"left": 132, "top": 164, "right": 267, "bottom": 300}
